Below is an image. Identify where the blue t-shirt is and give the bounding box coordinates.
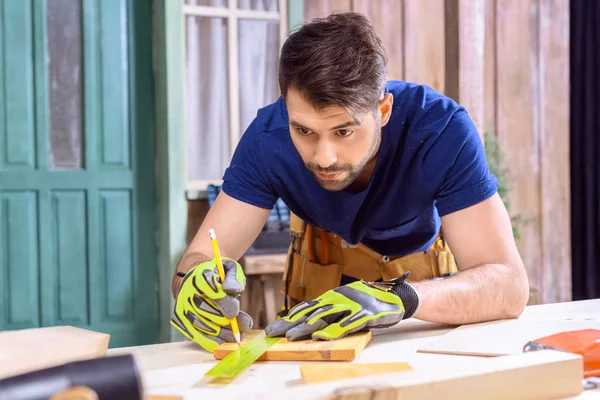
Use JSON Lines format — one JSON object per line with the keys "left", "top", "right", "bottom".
{"left": 222, "top": 80, "right": 498, "bottom": 257}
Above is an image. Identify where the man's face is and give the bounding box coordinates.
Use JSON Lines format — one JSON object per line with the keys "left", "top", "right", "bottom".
{"left": 286, "top": 87, "right": 393, "bottom": 191}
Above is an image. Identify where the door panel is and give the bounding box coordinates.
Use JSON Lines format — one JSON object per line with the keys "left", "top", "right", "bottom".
{"left": 98, "top": 0, "right": 130, "bottom": 170}
{"left": 100, "top": 190, "right": 134, "bottom": 322}
{"left": 0, "top": 1, "right": 35, "bottom": 171}
{"left": 0, "top": 192, "right": 40, "bottom": 330}
{"left": 0, "top": 0, "right": 158, "bottom": 348}
{"left": 52, "top": 190, "right": 88, "bottom": 325}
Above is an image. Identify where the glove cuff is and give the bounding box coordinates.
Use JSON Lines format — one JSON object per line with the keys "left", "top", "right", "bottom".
{"left": 391, "top": 281, "right": 421, "bottom": 319}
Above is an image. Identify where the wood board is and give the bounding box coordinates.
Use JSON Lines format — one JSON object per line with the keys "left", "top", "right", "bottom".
{"left": 300, "top": 362, "right": 413, "bottom": 384}
{"left": 0, "top": 326, "right": 110, "bottom": 380}
{"left": 279, "top": 350, "right": 584, "bottom": 400}
{"left": 213, "top": 330, "right": 371, "bottom": 361}
{"left": 416, "top": 318, "right": 600, "bottom": 356}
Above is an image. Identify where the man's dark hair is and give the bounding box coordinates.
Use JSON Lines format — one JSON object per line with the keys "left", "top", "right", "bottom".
{"left": 278, "top": 12, "right": 388, "bottom": 120}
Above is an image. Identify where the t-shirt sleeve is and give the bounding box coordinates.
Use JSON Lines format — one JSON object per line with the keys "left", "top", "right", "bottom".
{"left": 428, "top": 109, "right": 499, "bottom": 217}
{"left": 221, "top": 119, "right": 279, "bottom": 210}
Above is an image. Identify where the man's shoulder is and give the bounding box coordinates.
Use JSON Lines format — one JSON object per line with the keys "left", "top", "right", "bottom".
{"left": 235, "top": 97, "right": 293, "bottom": 165}
{"left": 385, "top": 80, "right": 473, "bottom": 151}
{"left": 386, "top": 80, "right": 463, "bottom": 126}
{"left": 248, "top": 96, "right": 289, "bottom": 135}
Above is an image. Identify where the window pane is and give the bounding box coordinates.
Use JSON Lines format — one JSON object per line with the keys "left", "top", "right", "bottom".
{"left": 47, "top": 0, "right": 83, "bottom": 170}
{"left": 185, "top": 16, "right": 230, "bottom": 182}
{"left": 238, "top": 0, "right": 279, "bottom": 11}
{"left": 185, "top": 0, "right": 227, "bottom": 7}
{"left": 238, "top": 19, "right": 280, "bottom": 135}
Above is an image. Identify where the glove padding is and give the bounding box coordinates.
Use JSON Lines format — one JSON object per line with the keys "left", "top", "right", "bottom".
{"left": 170, "top": 258, "right": 253, "bottom": 352}
{"left": 265, "top": 272, "right": 419, "bottom": 341}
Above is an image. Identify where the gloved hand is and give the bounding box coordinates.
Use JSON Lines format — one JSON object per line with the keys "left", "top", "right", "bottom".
{"left": 170, "top": 258, "right": 253, "bottom": 352}
{"left": 265, "top": 272, "right": 420, "bottom": 341}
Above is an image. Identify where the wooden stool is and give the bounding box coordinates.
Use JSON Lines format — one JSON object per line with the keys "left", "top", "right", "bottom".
{"left": 239, "top": 253, "right": 286, "bottom": 328}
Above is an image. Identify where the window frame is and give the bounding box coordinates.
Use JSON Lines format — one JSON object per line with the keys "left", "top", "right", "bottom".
{"left": 182, "top": 0, "right": 289, "bottom": 195}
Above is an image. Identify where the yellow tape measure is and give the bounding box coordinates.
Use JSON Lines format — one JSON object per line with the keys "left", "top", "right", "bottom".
{"left": 205, "top": 332, "right": 281, "bottom": 379}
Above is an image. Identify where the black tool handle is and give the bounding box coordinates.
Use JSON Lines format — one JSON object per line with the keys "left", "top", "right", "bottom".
{"left": 0, "top": 354, "right": 143, "bottom": 400}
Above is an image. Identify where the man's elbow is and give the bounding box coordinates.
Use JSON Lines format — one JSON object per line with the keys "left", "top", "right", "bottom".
{"left": 502, "top": 263, "right": 530, "bottom": 319}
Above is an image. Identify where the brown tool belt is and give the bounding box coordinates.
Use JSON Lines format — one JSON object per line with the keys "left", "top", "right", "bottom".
{"left": 281, "top": 212, "right": 458, "bottom": 307}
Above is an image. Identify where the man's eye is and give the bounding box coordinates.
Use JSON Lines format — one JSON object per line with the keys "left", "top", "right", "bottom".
{"left": 296, "top": 127, "right": 312, "bottom": 136}
{"left": 337, "top": 129, "right": 354, "bottom": 137}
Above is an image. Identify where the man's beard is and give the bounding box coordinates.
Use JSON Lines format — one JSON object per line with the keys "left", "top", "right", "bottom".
{"left": 306, "top": 122, "right": 382, "bottom": 192}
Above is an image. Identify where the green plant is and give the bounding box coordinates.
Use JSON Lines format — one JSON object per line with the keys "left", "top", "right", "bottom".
{"left": 483, "top": 131, "right": 522, "bottom": 239}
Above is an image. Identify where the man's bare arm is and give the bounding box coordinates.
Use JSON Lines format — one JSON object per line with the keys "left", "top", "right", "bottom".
{"left": 172, "top": 191, "right": 272, "bottom": 296}
{"left": 410, "top": 193, "right": 530, "bottom": 325}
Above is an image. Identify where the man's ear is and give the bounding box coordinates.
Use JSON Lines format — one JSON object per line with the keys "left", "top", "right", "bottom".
{"left": 378, "top": 93, "right": 394, "bottom": 126}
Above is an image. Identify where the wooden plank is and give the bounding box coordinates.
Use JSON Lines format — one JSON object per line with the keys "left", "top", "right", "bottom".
{"left": 50, "top": 392, "right": 182, "bottom": 400}
{"left": 147, "top": 397, "right": 183, "bottom": 400}
{"left": 111, "top": 300, "right": 599, "bottom": 397}
{"left": 403, "top": 0, "right": 445, "bottom": 92}
{"left": 300, "top": 362, "right": 412, "bottom": 384}
{"left": 538, "top": 0, "right": 571, "bottom": 304}
{"left": 282, "top": 350, "right": 583, "bottom": 400}
{"left": 519, "top": 297, "right": 600, "bottom": 321}
{"left": 304, "top": 0, "right": 351, "bottom": 22}
{"left": 352, "top": 0, "right": 404, "bottom": 80}
{"left": 241, "top": 253, "right": 287, "bottom": 275}
{"left": 107, "top": 340, "right": 216, "bottom": 371}
{"left": 445, "top": 0, "right": 485, "bottom": 139}
{"left": 416, "top": 319, "right": 600, "bottom": 357}
{"left": 213, "top": 329, "right": 371, "bottom": 361}
{"left": 483, "top": 0, "right": 497, "bottom": 135}
{"left": 495, "top": 0, "right": 542, "bottom": 304}
{"left": 0, "top": 326, "right": 110, "bottom": 380}
{"left": 261, "top": 274, "right": 282, "bottom": 324}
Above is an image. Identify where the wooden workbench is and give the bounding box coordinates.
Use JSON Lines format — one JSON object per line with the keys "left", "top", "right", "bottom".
{"left": 108, "top": 299, "right": 600, "bottom": 399}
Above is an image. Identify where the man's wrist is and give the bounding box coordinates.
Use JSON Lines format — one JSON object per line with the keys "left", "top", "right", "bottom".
{"left": 172, "top": 252, "right": 212, "bottom": 298}
{"left": 391, "top": 281, "right": 421, "bottom": 319}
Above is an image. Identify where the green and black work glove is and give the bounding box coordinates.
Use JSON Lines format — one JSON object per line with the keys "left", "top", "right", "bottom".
{"left": 170, "top": 258, "right": 253, "bottom": 352}
{"left": 265, "top": 272, "right": 420, "bottom": 341}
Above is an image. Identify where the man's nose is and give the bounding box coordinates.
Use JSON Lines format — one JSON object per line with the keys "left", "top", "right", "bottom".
{"left": 314, "top": 139, "right": 337, "bottom": 169}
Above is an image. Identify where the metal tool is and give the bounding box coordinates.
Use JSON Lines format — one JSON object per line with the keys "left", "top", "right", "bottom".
{"left": 0, "top": 354, "right": 144, "bottom": 400}
{"left": 523, "top": 328, "right": 600, "bottom": 390}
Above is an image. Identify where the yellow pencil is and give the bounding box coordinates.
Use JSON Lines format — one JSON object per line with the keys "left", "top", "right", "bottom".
{"left": 208, "top": 228, "right": 241, "bottom": 347}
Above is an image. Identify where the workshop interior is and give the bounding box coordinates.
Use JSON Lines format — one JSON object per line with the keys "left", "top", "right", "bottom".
{"left": 0, "top": 0, "right": 598, "bottom": 399}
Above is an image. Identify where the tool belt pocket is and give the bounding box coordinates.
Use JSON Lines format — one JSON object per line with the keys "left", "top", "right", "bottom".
{"left": 380, "top": 248, "right": 458, "bottom": 281}
{"left": 283, "top": 250, "right": 342, "bottom": 303}
{"left": 434, "top": 249, "right": 457, "bottom": 277}
{"left": 282, "top": 214, "right": 342, "bottom": 303}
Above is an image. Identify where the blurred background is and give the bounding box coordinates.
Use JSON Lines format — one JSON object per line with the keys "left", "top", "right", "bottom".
{"left": 0, "top": 0, "right": 596, "bottom": 348}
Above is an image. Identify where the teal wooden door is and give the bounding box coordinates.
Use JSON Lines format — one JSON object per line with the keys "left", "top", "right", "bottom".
{"left": 0, "top": 0, "right": 158, "bottom": 348}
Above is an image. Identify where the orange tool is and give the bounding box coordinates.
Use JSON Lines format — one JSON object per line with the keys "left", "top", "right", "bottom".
{"left": 523, "top": 329, "right": 600, "bottom": 379}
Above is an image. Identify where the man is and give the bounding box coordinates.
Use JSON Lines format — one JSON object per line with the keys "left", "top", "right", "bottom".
{"left": 170, "top": 12, "right": 529, "bottom": 352}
